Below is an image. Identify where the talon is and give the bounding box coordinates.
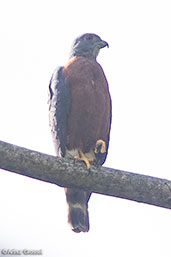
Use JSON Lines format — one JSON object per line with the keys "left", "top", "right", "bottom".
{"left": 75, "top": 150, "right": 94, "bottom": 169}
{"left": 94, "top": 139, "right": 106, "bottom": 154}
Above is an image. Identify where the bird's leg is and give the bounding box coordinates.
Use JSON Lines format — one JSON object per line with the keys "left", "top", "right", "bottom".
{"left": 94, "top": 139, "right": 106, "bottom": 154}
{"left": 75, "top": 150, "right": 94, "bottom": 169}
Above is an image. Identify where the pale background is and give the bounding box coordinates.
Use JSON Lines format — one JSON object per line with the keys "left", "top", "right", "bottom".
{"left": 0, "top": 0, "right": 171, "bottom": 256}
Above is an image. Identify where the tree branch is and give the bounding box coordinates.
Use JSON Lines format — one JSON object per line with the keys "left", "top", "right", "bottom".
{"left": 0, "top": 140, "right": 171, "bottom": 209}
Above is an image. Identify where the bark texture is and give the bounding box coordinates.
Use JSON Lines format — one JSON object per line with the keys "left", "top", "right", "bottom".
{"left": 0, "top": 140, "right": 171, "bottom": 209}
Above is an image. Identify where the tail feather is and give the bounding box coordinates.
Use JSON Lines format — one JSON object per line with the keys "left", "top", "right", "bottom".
{"left": 65, "top": 188, "right": 90, "bottom": 233}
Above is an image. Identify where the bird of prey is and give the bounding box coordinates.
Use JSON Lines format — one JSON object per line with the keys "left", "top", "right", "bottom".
{"left": 48, "top": 33, "right": 111, "bottom": 233}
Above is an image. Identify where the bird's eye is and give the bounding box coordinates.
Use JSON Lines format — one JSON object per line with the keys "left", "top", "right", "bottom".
{"left": 85, "top": 34, "right": 94, "bottom": 40}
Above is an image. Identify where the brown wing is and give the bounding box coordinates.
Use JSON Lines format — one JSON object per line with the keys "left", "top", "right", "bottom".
{"left": 63, "top": 56, "right": 111, "bottom": 164}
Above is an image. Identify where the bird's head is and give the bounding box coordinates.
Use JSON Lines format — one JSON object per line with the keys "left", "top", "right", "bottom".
{"left": 70, "top": 33, "right": 109, "bottom": 60}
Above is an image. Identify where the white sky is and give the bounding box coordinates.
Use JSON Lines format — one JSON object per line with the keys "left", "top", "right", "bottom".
{"left": 0, "top": 0, "right": 171, "bottom": 256}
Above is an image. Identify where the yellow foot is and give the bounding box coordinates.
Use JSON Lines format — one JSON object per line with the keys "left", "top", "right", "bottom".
{"left": 75, "top": 150, "right": 94, "bottom": 169}
{"left": 94, "top": 139, "right": 106, "bottom": 154}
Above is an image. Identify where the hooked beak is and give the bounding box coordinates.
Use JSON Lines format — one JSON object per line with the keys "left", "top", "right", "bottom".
{"left": 97, "top": 39, "right": 109, "bottom": 49}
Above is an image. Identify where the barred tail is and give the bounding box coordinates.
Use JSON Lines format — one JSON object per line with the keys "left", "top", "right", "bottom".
{"left": 65, "top": 188, "right": 90, "bottom": 233}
